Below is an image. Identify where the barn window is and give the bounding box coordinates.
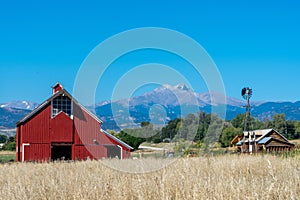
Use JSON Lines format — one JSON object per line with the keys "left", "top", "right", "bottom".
{"left": 52, "top": 95, "right": 72, "bottom": 117}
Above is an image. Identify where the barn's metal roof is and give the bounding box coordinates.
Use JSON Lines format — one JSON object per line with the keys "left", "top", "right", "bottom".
{"left": 258, "top": 137, "right": 272, "bottom": 144}
{"left": 243, "top": 129, "right": 272, "bottom": 137}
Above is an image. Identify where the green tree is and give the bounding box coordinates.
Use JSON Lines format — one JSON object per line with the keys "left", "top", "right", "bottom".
{"left": 203, "top": 121, "right": 223, "bottom": 148}
{"left": 193, "top": 112, "right": 209, "bottom": 142}
{"left": 3, "top": 136, "right": 16, "bottom": 151}
{"left": 292, "top": 121, "right": 300, "bottom": 139}
{"left": 231, "top": 113, "right": 263, "bottom": 130}
{"left": 161, "top": 118, "right": 181, "bottom": 140}
{"left": 0, "top": 135, "right": 8, "bottom": 143}
{"left": 116, "top": 130, "right": 146, "bottom": 150}
{"left": 177, "top": 114, "right": 199, "bottom": 141}
{"left": 285, "top": 121, "right": 295, "bottom": 139}
{"left": 140, "top": 121, "right": 150, "bottom": 127}
{"left": 272, "top": 114, "right": 287, "bottom": 136}
{"left": 220, "top": 126, "right": 242, "bottom": 147}
{"left": 194, "top": 123, "right": 207, "bottom": 142}
{"left": 231, "top": 114, "right": 245, "bottom": 129}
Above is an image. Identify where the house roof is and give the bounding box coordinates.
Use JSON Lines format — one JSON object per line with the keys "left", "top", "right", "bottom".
{"left": 243, "top": 129, "right": 273, "bottom": 137}
{"left": 237, "top": 128, "right": 294, "bottom": 146}
{"left": 243, "top": 129, "right": 290, "bottom": 142}
{"left": 255, "top": 129, "right": 289, "bottom": 143}
{"left": 230, "top": 134, "right": 243, "bottom": 145}
{"left": 16, "top": 88, "right": 103, "bottom": 125}
{"left": 103, "top": 130, "right": 134, "bottom": 150}
{"left": 239, "top": 129, "right": 273, "bottom": 144}
{"left": 257, "top": 137, "right": 272, "bottom": 144}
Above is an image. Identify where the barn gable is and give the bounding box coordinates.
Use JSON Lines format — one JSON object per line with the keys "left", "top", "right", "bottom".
{"left": 50, "top": 111, "right": 73, "bottom": 142}
{"left": 17, "top": 88, "right": 102, "bottom": 126}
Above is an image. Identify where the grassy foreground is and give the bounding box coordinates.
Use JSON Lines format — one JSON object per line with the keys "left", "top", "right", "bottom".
{"left": 0, "top": 155, "right": 299, "bottom": 200}
{"left": 0, "top": 151, "right": 15, "bottom": 162}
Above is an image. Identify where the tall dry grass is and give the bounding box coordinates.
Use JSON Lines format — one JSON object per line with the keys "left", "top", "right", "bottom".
{"left": 0, "top": 155, "right": 299, "bottom": 200}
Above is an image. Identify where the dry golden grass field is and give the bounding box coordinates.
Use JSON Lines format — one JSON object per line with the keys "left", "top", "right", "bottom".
{"left": 0, "top": 155, "right": 299, "bottom": 200}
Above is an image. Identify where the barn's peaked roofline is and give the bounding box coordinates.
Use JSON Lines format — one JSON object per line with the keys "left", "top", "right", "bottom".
{"left": 103, "top": 130, "right": 134, "bottom": 150}
{"left": 255, "top": 128, "right": 290, "bottom": 143}
{"left": 17, "top": 88, "right": 103, "bottom": 125}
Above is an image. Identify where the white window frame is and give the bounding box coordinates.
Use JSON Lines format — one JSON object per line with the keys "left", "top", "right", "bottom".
{"left": 51, "top": 95, "right": 73, "bottom": 118}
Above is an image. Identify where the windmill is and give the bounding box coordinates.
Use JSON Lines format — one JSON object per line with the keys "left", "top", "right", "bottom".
{"left": 241, "top": 87, "right": 255, "bottom": 153}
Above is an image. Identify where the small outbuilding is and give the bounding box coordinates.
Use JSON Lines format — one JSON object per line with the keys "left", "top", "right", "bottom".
{"left": 16, "top": 83, "right": 133, "bottom": 162}
{"left": 231, "top": 129, "right": 295, "bottom": 153}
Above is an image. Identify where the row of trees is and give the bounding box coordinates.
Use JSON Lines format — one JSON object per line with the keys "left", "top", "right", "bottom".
{"left": 0, "top": 135, "right": 16, "bottom": 151}
{"left": 112, "top": 112, "right": 300, "bottom": 149}
{"left": 1, "top": 112, "right": 300, "bottom": 151}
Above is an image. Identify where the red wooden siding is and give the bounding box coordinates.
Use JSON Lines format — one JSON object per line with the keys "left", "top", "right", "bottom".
{"left": 106, "top": 136, "right": 131, "bottom": 158}
{"left": 73, "top": 104, "right": 103, "bottom": 145}
{"left": 23, "top": 143, "right": 50, "bottom": 162}
{"left": 21, "top": 105, "right": 51, "bottom": 144}
{"left": 122, "top": 149, "right": 130, "bottom": 159}
{"left": 74, "top": 145, "right": 107, "bottom": 160}
{"left": 50, "top": 111, "right": 73, "bottom": 142}
{"left": 16, "top": 126, "right": 20, "bottom": 161}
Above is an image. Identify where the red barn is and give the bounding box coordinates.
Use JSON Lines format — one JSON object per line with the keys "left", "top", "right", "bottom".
{"left": 16, "top": 83, "right": 133, "bottom": 162}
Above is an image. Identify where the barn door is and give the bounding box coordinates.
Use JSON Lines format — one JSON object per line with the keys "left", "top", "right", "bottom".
{"left": 22, "top": 143, "right": 30, "bottom": 162}
{"left": 106, "top": 145, "right": 122, "bottom": 159}
{"left": 51, "top": 144, "right": 72, "bottom": 160}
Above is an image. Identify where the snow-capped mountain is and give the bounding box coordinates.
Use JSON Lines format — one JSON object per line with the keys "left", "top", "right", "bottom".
{"left": 0, "top": 100, "right": 38, "bottom": 110}
{"left": 1, "top": 84, "right": 300, "bottom": 131}
{"left": 0, "top": 107, "right": 31, "bottom": 129}
{"left": 123, "top": 83, "right": 206, "bottom": 107}
{"left": 90, "top": 84, "right": 265, "bottom": 110}
{"left": 107, "top": 83, "right": 254, "bottom": 108}
{"left": 94, "top": 84, "right": 267, "bottom": 130}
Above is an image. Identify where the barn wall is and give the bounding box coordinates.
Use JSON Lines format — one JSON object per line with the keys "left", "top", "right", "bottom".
{"left": 23, "top": 143, "right": 50, "bottom": 161}
{"left": 50, "top": 111, "right": 73, "bottom": 142}
{"left": 73, "top": 104, "right": 106, "bottom": 145}
{"left": 21, "top": 105, "right": 51, "bottom": 144}
{"left": 73, "top": 145, "right": 107, "bottom": 160}
{"left": 105, "top": 136, "right": 131, "bottom": 158}
{"left": 122, "top": 149, "right": 130, "bottom": 159}
{"left": 16, "top": 126, "right": 20, "bottom": 161}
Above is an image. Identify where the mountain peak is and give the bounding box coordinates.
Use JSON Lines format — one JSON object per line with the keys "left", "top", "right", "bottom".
{"left": 158, "top": 83, "right": 190, "bottom": 92}
{"left": 0, "top": 100, "right": 38, "bottom": 110}
{"left": 175, "top": 83, "right": 189, "bottom": 91}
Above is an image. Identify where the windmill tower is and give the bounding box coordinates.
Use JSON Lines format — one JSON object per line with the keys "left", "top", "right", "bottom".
{"left": 241, "top": 87, "right": 256, "bottom": 153}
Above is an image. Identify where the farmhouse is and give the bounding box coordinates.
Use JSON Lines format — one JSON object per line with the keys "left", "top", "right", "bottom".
{"left": 16, "top": 83, "right": 133, "bottom": 162}
{"left": 231, "top": 129, "right": 295, "bottom": 153}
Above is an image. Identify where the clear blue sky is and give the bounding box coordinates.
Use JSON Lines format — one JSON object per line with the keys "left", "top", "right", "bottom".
{"left": 1, "top": 0, "right": 300, "bottom": 104}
